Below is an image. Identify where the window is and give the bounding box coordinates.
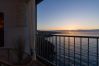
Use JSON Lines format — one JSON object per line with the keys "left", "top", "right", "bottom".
{"left": 0, "top": 13, "right": 4, "bottom": 47}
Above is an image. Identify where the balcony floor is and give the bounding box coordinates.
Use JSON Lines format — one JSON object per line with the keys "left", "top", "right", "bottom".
{"left": 0, "top": 60, "right": 46, "bottom": 66}
{"left": 32, "top": 60, "right": 46, "bottom": 66}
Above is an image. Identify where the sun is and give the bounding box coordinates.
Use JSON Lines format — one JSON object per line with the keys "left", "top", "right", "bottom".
{"left": 66, "top": 26, "right": 78, "bottom": 30}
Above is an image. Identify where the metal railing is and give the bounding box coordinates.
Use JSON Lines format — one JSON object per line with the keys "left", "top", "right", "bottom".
{"left": 36, "top": 34, "right": 99, "bottom": 66}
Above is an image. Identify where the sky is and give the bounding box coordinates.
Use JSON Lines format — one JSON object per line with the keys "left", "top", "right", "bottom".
{"left": 37, "top": 0, "right": 99, "bottom": 30}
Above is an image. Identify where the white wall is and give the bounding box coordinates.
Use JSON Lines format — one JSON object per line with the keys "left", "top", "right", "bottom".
{"left": 0, "top": 0, "right": 36, "bottom": 56}
{"left": 0, "top": 0, "right": 19, "bottom": 48}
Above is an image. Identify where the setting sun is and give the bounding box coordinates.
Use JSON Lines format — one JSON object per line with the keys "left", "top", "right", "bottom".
{"left": 66, "top": 26, "right": 78, "bottom": 30}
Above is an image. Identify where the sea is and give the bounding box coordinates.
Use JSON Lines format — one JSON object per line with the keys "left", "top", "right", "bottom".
{"left": 46, "top": 30, "right": 99, "bottom": 66}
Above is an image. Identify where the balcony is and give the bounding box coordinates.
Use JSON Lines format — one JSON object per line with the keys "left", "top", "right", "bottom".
{"left": 0, "top": 33, "right": 99, "bottom": 66}
{"left": 36, "top": 33, "right": 99, "bottom": 66}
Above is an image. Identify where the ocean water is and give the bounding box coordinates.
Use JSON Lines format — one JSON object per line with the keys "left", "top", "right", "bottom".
{"left": 47, "top": 30, "right": 99, "bottom": 66}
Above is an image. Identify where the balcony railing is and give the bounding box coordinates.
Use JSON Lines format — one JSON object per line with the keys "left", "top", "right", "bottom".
{"left": 36, "top": 34, "right": 99, "bottom": 66}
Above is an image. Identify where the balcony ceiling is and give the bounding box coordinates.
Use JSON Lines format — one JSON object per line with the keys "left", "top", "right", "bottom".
{"left": 22, "top": 0, "right": 43, "bottom": 4}
{"left": 36, "top": 0, "right": 43, "bottom": 4}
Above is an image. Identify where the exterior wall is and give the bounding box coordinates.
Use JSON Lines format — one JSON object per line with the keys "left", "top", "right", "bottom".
{"left": 0, "top": 0, "right": 18, "bottom": 48}
{"left": 0, "top": 0, "right": 36, "bottom": 56}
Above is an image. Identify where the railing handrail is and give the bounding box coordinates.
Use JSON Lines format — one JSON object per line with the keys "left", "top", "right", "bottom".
{"left": 48, "top": 34, "right": 99, "bottom": 38}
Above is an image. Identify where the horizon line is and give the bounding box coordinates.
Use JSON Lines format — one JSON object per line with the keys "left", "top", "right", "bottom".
{"left": 37, "top": 29, "right": 99, "bottom": 31}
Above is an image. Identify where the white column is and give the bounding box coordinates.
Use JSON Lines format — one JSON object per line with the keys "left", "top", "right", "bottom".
{"left": 27, "top": 0, "right": 36, "bottom": 60}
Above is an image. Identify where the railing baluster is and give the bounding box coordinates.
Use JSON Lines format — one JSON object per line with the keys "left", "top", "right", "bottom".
{"left": 80, "top": 38, "right": 82, "bottom": 66}
{"left": 40, "top": 36, "right": 42, "bottom": 56}
{"left": 41, "top": 35, "right": 43, "bottom": 57}
{"left": 43, "top": 35, "right": 45, "bottom": 60}
{"left": 49, "top": 36, "right": 51, "bottom": 61}
{"left": 39, "top": 36, "right": 41, "bottom": 55}
{"left": 37, "top": 36, "right": 39, "bottom": 55}
{"left": 41, "top": 34, "right": 44, "bottom": 57}
{"left": 88, "top": 38, "right": 89, "bottom": 66}
{"left": 64, "top": 37, "right": 65, "bottom": 66}
{"left": 68, "top": 37, "right": 70, "bottom": 66}
{"left": 39, "top": 35, "right": 41, "bottom": 56}
{"left": 74, "top": 37, "right": 75, "bottom": 66}
{"left": 55, "top": 36, "right": 57, "bottom": 66}
{"left": 47, "top": 37, "right": 50, "bottom": 66}
{"left": 59, "top": 36, "right": 61, "bottom": 66}
{"left": 44, "top": 35, "right": 45, "bottom": 58}
{"left": 96, "top": 38, "right": 98, "bottom": 66}
{"left": 36, "top": 35, "right": 37, "bottom": 56}
{"left": 52, "top": 36, "right": 54, "bottom": 62}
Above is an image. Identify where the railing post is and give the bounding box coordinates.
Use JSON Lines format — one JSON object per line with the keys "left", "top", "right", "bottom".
{"left": 88, "top": 38, "right": 89, "bottom": 66}
{"left": 80, "top": 37, "right": 82, "bottom": 66}
{"left": 55, "top": 36, "right": 57, "bottom": 66}
{"left": 97, "top": 38, "right": 98, "bottom": 66}
{"left": 68, "top": 37, "right": 70, "bottom": 66}
{"left": 74, "top": 37, "right": 75, "bottom": 66}
{"left": 63, "top": 37, "right": 65, "bottom": 66}
{"left": 59, "top": 36, "right": 61, "bottom": 66}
